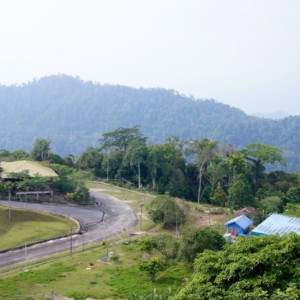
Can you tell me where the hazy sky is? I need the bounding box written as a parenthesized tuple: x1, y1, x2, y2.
(1, 0, 299, 115)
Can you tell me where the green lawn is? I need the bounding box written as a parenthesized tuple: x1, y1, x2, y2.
(0, 241, 192, 300)
(0, 206, 77, 250)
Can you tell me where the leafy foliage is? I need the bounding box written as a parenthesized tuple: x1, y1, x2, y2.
(284, 203, 300, 218)
(227, 174, 254, 209)
(179, 227, 225, 262)
(138, 236, 158, 253)
(76, 147, 103, 177)
(31, 138, 51, 161)
(99, 126, 147, 151)
(150, 195, 185, 228)
(186, 139, 218, 203)
(139, 257, 167, 282)
(173, 234, 300, 300)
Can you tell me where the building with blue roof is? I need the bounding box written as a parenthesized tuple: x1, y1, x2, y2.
(251, 214, 300, 236)
(224, 215, 253, 237)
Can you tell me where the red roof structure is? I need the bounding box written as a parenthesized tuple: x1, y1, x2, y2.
(235, 206, 256, 216)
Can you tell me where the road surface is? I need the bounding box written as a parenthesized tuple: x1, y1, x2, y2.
(0, 188, 137, 268)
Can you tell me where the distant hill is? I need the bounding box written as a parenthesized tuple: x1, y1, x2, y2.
(0, 75, 299, 171)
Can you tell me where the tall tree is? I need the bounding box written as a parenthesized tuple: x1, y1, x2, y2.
(99, 126, 147, 152)
(123, 140, 147, 189)
(147, 144, 170, 192)
(76, 147, 103, 176)
(101, 150, 124, 180)
(186, 139, 218, 203)
(242, 143, 285, 166)
(31, 139, 51, 161)
(226, 152, 247, 182)
(162, 136, 186, 169)
(242, 143, 285, 191)
(227, 174, 254, 209)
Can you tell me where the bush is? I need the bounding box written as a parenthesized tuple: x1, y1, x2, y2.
(74, 182, 91, 204)
(150, 195, 185, 228)
(139, 257, 167, 282)
(138, 236, 158, 252)
(152, 234, 179, 260)
(179, 227, 225, 262)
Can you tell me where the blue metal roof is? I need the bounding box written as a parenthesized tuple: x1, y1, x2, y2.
(251, 214, 300, 236)
(224, 215, 253, 230)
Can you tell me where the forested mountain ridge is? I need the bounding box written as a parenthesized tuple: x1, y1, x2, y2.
(0, 75, 299, 170)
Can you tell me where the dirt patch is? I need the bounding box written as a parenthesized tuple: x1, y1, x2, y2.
(123, 200, 136, 203)
(196, 212, 229, 228)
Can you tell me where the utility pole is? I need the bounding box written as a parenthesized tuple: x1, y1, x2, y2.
(38, 224, 41, 241)
(6, 181, 14, 222)
(140, 203, 144, 231)
(70, 227, 73, 257)
(24, 242, 29, 272)
(176, 212, 179, 237)
(8, 190, 11, 222)
(106, 156, 110, 181)
(82, 234, 85, 253)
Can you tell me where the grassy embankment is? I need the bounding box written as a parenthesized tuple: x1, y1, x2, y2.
(0, 206, 77, 251)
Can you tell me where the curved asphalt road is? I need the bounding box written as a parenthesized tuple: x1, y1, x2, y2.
(0, 189, 137, 268)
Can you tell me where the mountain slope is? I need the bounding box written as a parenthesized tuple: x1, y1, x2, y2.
(0, 75, 299, 170)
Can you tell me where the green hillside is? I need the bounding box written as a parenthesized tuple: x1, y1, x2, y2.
(0, 75, 299, 170)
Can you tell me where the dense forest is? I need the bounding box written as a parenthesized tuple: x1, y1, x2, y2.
(0, 74, 300, 171)
(2, 128, 300, 216)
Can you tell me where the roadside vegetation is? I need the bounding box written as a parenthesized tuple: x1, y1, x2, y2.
(0, 239, 192, 300)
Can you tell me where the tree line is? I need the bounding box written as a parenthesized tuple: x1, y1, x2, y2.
(76, 126, 300, 215)
(1, 125, 299, 215)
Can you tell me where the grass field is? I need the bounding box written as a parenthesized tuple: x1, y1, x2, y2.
(0, 240, 192, 300)
(0, 206, 77, 250)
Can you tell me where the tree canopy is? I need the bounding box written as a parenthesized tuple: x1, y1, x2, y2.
(173, 233, 300, 300)
(99, 126, 147, 151)
(31, 139, 51, 161)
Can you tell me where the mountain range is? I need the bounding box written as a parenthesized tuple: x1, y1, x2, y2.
(0, 75, 299, 171)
